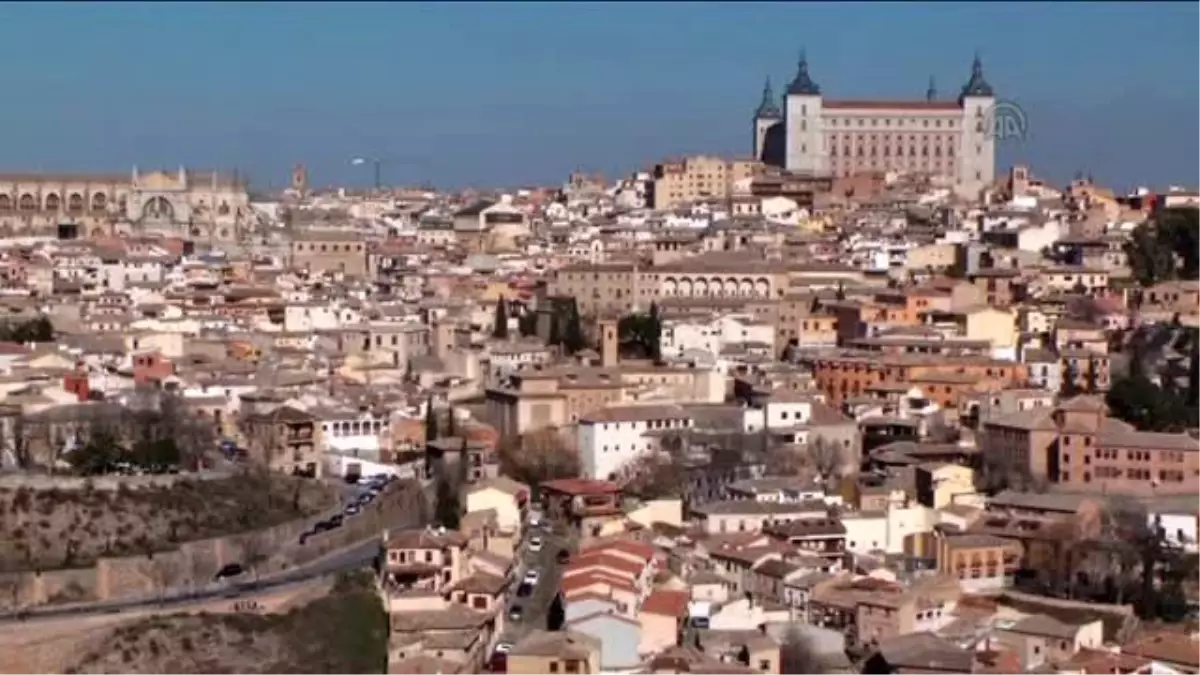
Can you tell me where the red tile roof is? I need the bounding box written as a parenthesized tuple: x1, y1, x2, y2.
(641, 589, 690, 618)
(541, 477, 621, 495)
(582, 539, 656, 563)
(562, 570, 636, 595)
(566, 552, 643, 578)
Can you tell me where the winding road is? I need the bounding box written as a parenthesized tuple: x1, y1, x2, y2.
(0, 538, 383, 625)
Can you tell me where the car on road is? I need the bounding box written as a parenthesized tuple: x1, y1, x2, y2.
(508, 605, 523, 622)
(528, 536, 543, 553)
(344, 503, 361, 516)
(556, 548, 570, 564)
(528, 512, 542, 528)
(522, 570, 541, 586)
(214, 562, 246, 581)
(487, 643, 513, 673)
(516, 582, 533, 598)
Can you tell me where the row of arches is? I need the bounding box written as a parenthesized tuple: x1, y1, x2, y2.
(0, 192, 110, 212)
(661, 275, 772, 298)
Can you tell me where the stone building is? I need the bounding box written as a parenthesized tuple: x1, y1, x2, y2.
(0, 166, 251, 241)
(752, 52, 998, 194)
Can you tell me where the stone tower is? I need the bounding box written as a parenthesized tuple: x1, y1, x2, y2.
(784, 50, 825, 175)
(957, 53, 997, 193)
(752, 77, 782, 164)
(291, 163, 308, 195)
(598, 319, 619, 369)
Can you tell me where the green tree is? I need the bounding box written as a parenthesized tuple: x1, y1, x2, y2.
(424, 397, 438, 444)
(434, 476, 460, 530)
(561, 298, 586, 354)
(71, 430, 123, 476)
(492, 297, 509, 340)
(1125, 207, 1200, 286)
(0, 317, 54, 343)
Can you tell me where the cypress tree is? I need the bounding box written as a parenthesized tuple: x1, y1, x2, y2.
(562, 299, 585, 354)
(424, 397, 438, 444)
(492, 297, 509, 340)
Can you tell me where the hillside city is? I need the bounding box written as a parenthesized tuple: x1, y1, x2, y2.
(0, 62, 1198, 675)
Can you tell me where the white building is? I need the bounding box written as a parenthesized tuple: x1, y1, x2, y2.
(753, 53, 997, 195)
(660, 314, 776, 361)
(577, 405, 694, 480)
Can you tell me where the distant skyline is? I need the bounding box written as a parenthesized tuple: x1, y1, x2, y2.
(1, 2, 1196, 192)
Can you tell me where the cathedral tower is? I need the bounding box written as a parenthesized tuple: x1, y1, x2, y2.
(784, 50, 825, 175)
(957, 53, 997, 192)
(752, 77, 782, 164)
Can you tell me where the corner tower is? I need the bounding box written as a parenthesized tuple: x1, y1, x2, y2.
(784, 50, 825, 175)
(752, 77, 783, 164)
(957, 53, 997, 193)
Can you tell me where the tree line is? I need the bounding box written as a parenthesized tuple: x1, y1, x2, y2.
(0, 317, 54, 344)
(1125, 207, 1199, 288)
(4, 391, 217, 475)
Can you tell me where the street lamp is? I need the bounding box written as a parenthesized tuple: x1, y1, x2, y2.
(350, 157, 382, 191)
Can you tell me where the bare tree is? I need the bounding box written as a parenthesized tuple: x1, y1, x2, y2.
(497, 429, 581, 487)
(620, 430, 692, 498)
(779, 626, 829, 674)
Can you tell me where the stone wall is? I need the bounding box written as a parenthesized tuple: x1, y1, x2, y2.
(0, 471, 232, 492)
(0, 479, 428, 611)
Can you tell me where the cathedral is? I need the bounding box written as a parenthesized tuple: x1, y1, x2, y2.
(0, 166, 253, 242)
(753, 53, 998, 194)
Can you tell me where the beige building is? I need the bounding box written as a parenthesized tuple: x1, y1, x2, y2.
(648, 155, 762, 211)
(0, 167, 250, 240)
(290, 230, 372, 277)
(506, 631, 601, 675)
(753, 53, 998, 194)
(546, 255, 863, 317)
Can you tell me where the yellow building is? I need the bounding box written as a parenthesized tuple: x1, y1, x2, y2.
(649, 155, 762, 210)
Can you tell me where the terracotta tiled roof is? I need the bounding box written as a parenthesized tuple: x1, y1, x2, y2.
(640, 589, 690, 618)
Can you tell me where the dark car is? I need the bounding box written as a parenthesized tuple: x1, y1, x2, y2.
(556, 549, 570, 564)
(508, 605, 523, 622)
(516, 582, 533, 598)
(214, 562, 245, 581)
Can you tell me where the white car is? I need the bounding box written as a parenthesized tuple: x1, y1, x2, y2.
(523, 570, 541, 586)
(494, 642, 513, 654)
(528, 536, 544, 553)
(528, 513, 542, 528)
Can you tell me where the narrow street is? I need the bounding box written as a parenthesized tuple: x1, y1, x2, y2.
(497, 520, 576, 646)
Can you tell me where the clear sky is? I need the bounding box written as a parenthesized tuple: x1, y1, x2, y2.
(2, 2, 1196, 192)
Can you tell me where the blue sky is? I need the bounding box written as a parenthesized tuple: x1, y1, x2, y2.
(2, 2, 1196, 191)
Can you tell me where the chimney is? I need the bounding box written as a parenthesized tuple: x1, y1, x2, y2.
(598, 319, 618, 368)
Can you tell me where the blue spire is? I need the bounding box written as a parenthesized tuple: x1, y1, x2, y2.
(960, 51, 994, 98)
(755, 77, 782, 119)
(786, 49, 821, 96)
(926, 75, 937, 102)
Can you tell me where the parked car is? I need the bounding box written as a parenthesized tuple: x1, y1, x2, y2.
(214, 562, 246, 581)
(556, 549, 570, 564)
(528, 536, 544, 553)
(344, 504, 361, 516)
(516, 582, 533, 598)
(508, 605, 524, 621)
(523, 570, 541, 586)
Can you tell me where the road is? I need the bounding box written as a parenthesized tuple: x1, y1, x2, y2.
(0, 476, 424, 626)
(0, 538, 382, 626)
(497, 518, 577, 647)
